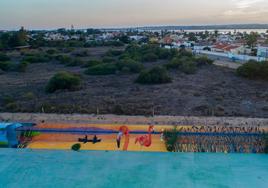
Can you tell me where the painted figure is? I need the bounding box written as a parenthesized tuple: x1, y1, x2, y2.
(135, 125, 154, 147)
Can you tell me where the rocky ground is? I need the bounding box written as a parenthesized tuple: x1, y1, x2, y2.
(0, 47, 267, 118)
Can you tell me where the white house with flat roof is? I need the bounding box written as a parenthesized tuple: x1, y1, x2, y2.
(257, 45, 268, 59)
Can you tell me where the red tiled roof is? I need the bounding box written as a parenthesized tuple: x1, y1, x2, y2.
(213, 43, 241, 51)
(223, 45, 240, 51)
(162, 37, 173, 44)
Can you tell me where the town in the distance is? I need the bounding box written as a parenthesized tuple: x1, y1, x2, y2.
(2, 25, 268, 61)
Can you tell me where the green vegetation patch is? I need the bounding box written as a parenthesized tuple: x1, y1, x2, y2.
(105, 49, 124, 57)
(142, 52, 158, 62)
(84, 63, 117, 75)
(1, 95, 19, 112)
(16, 61, 29, 72)
(136, 66, 172, 84)
(72, 50, 89, 57)
(2, 95, 15, 104)
(195, 56, 214, 66)
(165, 53, 213, 74)
(24, 131, 41, 137)
(46, 71, 82, 93)
(46, 49, 58, 55)
(164, 126, 180, 152)
(180, 61, 198, 74)
(0, 61, 13, 71)
(55, 55, 72, 64)
(0, 61, 28, 72)
(83, 60, 102, 68)
(116, 58, 144, 73)
(237, 60, 268, 80)
(0, 52, 10, 61)
(22, 53, 50, 63)
(177, 49, 194, 58)
(66, 58, 85, 67)
(0, 142, 8, 148)
(165, 57, 197, 74)
(5, 102, 18, 112)
(165, 57, 182, 70)
(23, 92, 36, 100)
(121, 44, 177, 62)
(102, 56, 116, 63)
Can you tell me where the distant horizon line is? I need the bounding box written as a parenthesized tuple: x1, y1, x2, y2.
(1, 23, 268, 31)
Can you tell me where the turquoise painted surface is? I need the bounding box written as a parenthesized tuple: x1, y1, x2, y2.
(0, 149, 267, 188)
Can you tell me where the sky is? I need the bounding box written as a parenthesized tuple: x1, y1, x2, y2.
(0, 0, 268, 29)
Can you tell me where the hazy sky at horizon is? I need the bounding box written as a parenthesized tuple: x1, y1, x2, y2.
(1, 0, 268, 29)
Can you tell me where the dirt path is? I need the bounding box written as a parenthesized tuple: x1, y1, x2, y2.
(213, 60, 242, 69)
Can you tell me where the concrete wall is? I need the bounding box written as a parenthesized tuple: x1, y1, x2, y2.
(194, 50, 266, 62)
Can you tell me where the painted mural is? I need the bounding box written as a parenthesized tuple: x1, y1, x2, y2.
(16, 123, 168, 152)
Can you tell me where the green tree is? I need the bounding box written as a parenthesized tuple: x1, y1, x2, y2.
(30, 33, 46, 47)
(119, 35, 130, 44)
(0, 33, 11, 49)
(8, 27, 28, 47)
(204, 30, 209, 38)
(245, 32, 258, 49)
(188, 32, 197, 42)
(57, 28, 67, 35)
(136, 66, 172, 84)
(200, 31, 209, 40)
(86, 28, 101, 35)
(214, 30, 219, 37)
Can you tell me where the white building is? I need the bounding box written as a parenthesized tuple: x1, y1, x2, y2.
(257, 45, 268, 59)
(44, 33, 70, 41)
(100, 33, 114, 40)
(217, 35, 234, 43)
(129, 35, 145, 41)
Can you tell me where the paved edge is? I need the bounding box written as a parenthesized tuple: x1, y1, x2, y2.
(0, 113, 267, 127)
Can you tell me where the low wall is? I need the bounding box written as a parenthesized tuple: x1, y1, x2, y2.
(0, 113, 267, 128)
(195, 50, 266, 62)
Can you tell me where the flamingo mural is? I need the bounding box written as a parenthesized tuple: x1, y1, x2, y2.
(135, 125, 154, 147)
(116, 126, 130, 151)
